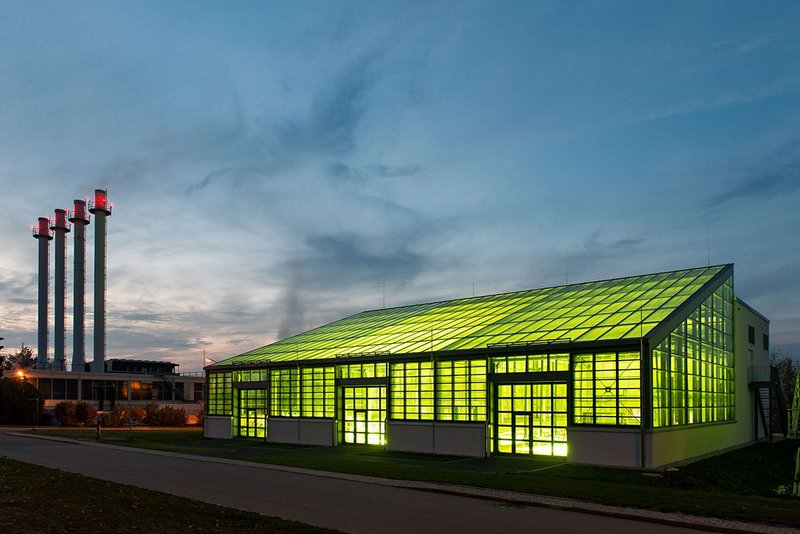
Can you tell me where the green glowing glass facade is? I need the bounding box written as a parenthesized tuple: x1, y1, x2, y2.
(390, 361, 434, 420)
(573, 351, 641, 425)
(338, 362, 387, 379)
(436, 360, 487, 421)
(205, 264, 755, 461)
(652, 276, 734, 427)
(301, 367, 335, 418)
(270, 368, 299, 417)
(207, 371, 232, 415)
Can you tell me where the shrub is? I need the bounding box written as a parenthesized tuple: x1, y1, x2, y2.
(101, 406, 130, 427)
(74, 401, 97, 425)
(54, 401, 76, 425)
(154, 406, 187, 427)
(130, 406, 146, 423)
(143, 402, 160, 425)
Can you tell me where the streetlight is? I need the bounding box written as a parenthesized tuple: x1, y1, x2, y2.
(17, 370, 38, 430)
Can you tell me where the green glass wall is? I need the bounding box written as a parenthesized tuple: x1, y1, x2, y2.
(491, 353, 569, 373)
(390, 361, 434, 420)
(573, 351, 641, 425)
(338, 362, 387, 379)
(496, 383, 567, 456)
(233, 369, 268, 382)
(270, 368, 300, 417)
(207, 372, 232, 415)
(301, 367, 335, 418)
(652, 277, 734, 427)
(435, 360, 487, 421)
(342, 386, 386, 445)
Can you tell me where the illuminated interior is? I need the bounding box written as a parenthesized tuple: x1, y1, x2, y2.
(495, 383, 568, 456)
(652, 276, 734, 427)
(342, 386, 386, 445)
(207, 264, 742, 458)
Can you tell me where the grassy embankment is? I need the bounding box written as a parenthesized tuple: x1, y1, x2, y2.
(0, 457, 338, 533)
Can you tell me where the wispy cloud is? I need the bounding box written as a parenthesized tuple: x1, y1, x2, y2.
(326, 161, 422, 184)
(275, 51, 381, 155)
(706, 139, 800, 206)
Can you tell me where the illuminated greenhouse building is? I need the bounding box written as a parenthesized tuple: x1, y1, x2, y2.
(204, 264, 775, 467)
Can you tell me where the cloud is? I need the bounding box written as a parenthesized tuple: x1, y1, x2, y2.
(287, 233, 429, 294)
(0, 270, 36, 305)
(326, 161, 423, 184)
(271, 230, 433, 338)
(275, 51, 380, 155)
(184, 51, 383, 196)
(277, 276, 306, 340)
(706, 139, 800, 206)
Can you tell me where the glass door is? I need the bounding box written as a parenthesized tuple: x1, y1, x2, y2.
(235, 388, 268, 438)
(342, 386, 386, 445)
(495, 382, 567, 456)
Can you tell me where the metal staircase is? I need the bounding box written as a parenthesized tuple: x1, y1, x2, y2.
(790, 371, 799, 440)
(160, 374, 186, 402)
(749, 365, 789, 441)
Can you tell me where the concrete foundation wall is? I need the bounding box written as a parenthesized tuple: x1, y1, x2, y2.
(567, 427, 641, 467)
(387, 420, 486, 457)
(299, 419, 336, 446)
(267, 418, 335, 446)
(647, 421, 746, 467)
(204, 416, 232, 439)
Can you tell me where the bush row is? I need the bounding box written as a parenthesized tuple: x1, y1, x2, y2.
(53, 401, 190, 427)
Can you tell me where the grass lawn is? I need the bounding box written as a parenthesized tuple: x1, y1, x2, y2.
(0, 457, 338, 533)
(25, 428, 800, 527)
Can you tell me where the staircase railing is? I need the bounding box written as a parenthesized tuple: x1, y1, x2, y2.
(159, 374, 186, 402)
(790, 371, 800, 440)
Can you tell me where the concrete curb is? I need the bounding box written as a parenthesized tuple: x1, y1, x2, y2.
(9, 431, 797, 534)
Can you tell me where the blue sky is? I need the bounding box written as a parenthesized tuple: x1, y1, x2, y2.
(1, 1, 799, 371)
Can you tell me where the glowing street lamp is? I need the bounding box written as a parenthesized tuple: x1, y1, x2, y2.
(16, 370, 38, 430)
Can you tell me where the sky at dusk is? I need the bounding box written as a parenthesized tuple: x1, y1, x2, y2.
(1, 1, 799, 372)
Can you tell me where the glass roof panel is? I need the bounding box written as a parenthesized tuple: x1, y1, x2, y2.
(215, 265, 729, 365)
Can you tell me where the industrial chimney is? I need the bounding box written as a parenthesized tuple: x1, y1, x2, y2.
(68, 200, 90, 372)
(89, 189, 111, 373)
(32, 217, 52, 370)
(50, 209, 70, 371)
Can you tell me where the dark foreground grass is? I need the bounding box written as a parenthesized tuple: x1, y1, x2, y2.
(0, 458, 338, 534)
(26, 428, 800, 527)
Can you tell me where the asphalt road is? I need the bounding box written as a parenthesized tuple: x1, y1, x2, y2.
(0, 429, 709, 534)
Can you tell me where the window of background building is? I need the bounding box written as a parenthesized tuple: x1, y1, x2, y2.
(748, 325, 755, 344)
(66, 379, 78, 400)
(763, 333, 769, 351)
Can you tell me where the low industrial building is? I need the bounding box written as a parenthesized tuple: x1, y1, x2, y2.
(204, 264, 777, 467)
(4, 360, 204, 416)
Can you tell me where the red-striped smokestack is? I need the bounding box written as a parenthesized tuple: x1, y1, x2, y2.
(68, 200, 90, 371)
(50, 209, 70, 371)
(88, 189, 111, 373)
(32, 217, 52, 369)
